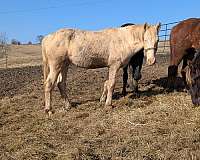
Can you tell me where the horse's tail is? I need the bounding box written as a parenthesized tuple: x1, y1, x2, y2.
(41, 38, 49, 85)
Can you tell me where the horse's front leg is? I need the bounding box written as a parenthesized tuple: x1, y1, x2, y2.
(128, 65, 134, 91)
(131, 65, 142, 93)
(105, 64, 120, 106)
(122, 66, 128, 96)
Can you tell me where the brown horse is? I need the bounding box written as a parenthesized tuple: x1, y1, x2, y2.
(185, 50, 200, 105)
(42, 23, 160, 115)
(168, 18, 200, 90)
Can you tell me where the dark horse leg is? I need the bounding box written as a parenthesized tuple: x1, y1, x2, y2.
(168, 47, 195, 90)
(122, 50, 144, 96)
(122, 65, 128, 96)
(168, 44, 184, 90)
(130, 50, 144, 92)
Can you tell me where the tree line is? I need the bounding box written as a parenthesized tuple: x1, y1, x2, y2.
(11, 35, 44, 45)
(0, 32, 44, 45)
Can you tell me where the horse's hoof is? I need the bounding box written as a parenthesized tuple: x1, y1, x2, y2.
(182, 88, 190, 94)
(122, 91, 127, 97)
(44, 109, 53, 117)
(104, 104, 113, 111)
(132, 92, 140, 98)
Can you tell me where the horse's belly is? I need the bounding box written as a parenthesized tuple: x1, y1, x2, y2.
(69, 41, 109, 68)
(71, 54, 108, 69)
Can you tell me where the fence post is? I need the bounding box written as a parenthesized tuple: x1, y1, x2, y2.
(163, 24, 168, 53)
(5, 49, 8, 69)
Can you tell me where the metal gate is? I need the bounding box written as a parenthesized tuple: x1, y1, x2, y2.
(157, 21, 180, 54)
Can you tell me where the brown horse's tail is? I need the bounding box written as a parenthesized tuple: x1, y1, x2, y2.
(41, 39, 49, 85)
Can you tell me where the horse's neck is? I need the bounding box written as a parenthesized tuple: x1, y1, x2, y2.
(125, 35, 144, 55)
(129, 43, 144, 58)
(128, 28, 144, 52)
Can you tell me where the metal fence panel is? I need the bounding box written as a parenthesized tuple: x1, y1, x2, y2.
(157, 21, 180, 54)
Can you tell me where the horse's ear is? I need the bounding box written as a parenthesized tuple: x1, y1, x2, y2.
(156, 22, 161, 31)
(144, 23, 148, 31)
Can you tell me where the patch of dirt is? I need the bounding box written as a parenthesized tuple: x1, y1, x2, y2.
(1, 54, 200, 160)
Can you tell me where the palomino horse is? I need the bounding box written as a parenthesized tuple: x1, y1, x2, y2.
(42, 23, 161, 114)
(121, 23, 145, 96)
(168, 18, 200, 90)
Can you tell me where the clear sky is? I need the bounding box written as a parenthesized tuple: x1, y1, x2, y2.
(0, 0, 199, 43)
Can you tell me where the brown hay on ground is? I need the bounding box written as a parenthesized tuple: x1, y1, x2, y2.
(1, 54, 200, 160)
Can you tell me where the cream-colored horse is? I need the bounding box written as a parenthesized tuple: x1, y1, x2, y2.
(42, 23, 160, 114)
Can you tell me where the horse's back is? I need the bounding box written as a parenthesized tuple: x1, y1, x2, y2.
(42, 29, 75, 49)
(170, 18, 200, 44)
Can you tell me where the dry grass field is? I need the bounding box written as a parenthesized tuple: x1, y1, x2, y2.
(1, 44, 200, 160)
(0, 44, 42, 68)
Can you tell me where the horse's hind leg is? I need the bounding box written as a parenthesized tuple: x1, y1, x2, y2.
(105, 64, 120, 106)
(57, 63, 71, 110)
(100, 80, 109, 103)
(129, 65, 136, 91)
(44, 64, 61, 115)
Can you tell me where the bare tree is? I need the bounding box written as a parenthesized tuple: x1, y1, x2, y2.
(27, 41, 32, 45)
(36, 35, 44, 44)
(0, 32, 9, 68)
(11, 39, 21, 45)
